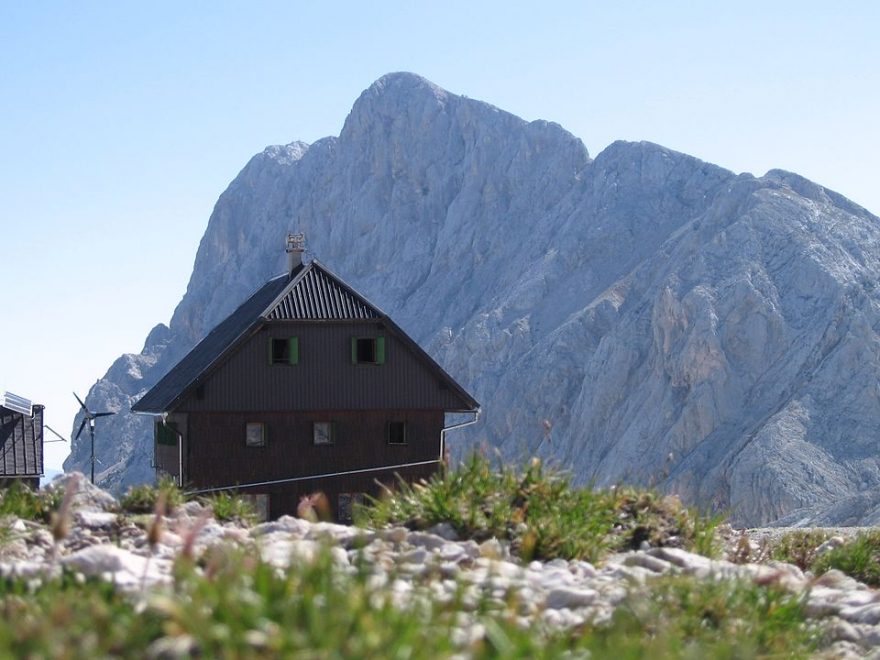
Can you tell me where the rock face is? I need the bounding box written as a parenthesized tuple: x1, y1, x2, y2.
(64, 72, 880, 527)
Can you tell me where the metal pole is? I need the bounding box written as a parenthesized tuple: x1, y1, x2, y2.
(90, 421, 95, 484)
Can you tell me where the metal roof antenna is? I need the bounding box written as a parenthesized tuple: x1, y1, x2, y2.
(286, 232, 306, 277)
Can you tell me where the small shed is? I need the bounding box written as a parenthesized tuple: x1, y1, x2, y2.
(0, 391, 44, 489)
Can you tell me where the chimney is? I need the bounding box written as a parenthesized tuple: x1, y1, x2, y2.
(286, 232, 305, 276)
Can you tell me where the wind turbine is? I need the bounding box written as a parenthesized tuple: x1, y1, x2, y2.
(74, 392, 115, 484)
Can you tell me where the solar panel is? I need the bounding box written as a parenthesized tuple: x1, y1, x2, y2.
(0, 391, 32, 416)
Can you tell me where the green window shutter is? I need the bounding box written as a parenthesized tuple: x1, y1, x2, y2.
(351, 337, 358, 364)
(376, 336, 385, 364)
(289, 337, 299, 365)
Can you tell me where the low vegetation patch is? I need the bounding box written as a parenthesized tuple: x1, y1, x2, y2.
(0, 549, 819, 658)
(118, 478, 256, 524)
(768, 530, 832, 571)
(601, 576, 821, 658)
(812, 531, 880, 586)
(358, 455, 722, 563)
(0, 481, 63, 523)
(119, 476, 184, 514)
(200, 490, 257, 523)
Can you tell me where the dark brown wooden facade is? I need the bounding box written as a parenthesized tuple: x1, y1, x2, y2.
(182, 322, 466, 413)
(134, 260, 478, 521)
(178, 409, 442, 518)
(0, 402, 44, 489)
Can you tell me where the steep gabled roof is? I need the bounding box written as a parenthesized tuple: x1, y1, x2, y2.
(266, 263, 380, 320)
(132, 261, 478, 414)
(132, 272, 292, 414)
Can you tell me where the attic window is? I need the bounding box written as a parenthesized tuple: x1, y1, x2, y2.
(269, 337, 299, 365)
(246, 422, 267, 447)
(351, 337, 385, 365)
(387, 421, 407, 445)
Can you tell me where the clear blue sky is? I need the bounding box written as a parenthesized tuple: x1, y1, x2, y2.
(1, 2, 878, 472)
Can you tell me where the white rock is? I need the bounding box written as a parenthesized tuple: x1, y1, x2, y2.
(400, 547, 430, 564)
(647, 547, 714, 573)
(406, 531, 448, 551)
(250, 515, 310, 538)
(825, 618, 862, 644)
(815, 536, 847, 556)
(544, 586, 599, 610)
(622, 552, 672, 574)
(426, 522, 459, 541)
(478, 538, 504, 560)
(61, 545, 168, 589)
(839, 603, 880, 626)
(75, 511, 118, 528)
(379, 527, 408, 545)
(260, 538, 322, 567)
(840, 590, 880, 608)
(815, 569, 867, 591)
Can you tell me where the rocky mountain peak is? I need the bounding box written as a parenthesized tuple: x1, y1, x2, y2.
(66, 74, 880, 527)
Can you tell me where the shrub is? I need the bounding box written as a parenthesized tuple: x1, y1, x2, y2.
(769, 530, 831, 571)
(600, 575, 820, 658)
(200, 491, 256, 523)
(0, 481, 62, 523)
(812, 531, 880, 586)
(119, 477, 184, 514)
(358, 455, 721, 563)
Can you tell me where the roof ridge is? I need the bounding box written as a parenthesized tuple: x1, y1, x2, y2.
(260, 262, 312, 318)
(308, 260, 388, 317)
(262, 260, 385, 321)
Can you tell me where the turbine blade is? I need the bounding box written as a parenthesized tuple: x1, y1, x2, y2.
(73, 392, 87, 411)
(75, 418, 88, 440)
(93, 412, 115, 418)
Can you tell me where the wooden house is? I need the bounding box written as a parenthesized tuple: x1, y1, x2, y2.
(132, 238, 479, 521)
(0, 391, 44, 489)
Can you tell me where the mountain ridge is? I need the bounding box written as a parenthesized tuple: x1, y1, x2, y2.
(65, 72, 880, 526)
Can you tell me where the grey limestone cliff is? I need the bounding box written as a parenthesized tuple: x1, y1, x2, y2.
(64, 73, 880, 526)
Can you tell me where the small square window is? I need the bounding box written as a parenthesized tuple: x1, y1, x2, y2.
(313, 421, 335, 445)
(337, 492, 364, 523)
(246, 422, 266, 447)
(351, 336, 385, 365)
(269, 337, 299, 365)
(356, 338, 376, 363)
(242, 494, 270, 521)
(387, 421, 407, 445)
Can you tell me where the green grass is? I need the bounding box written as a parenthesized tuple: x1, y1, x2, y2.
(0, 458, 826, 657)
(357, 455, 722, 563)
(0, 548, 820, 658)
(600, 576, 820, 659)
(811, 531, 880, 586)
(0, 480, 63, 523)
(768, 530, 831, 571)
(119, 476, 185, 514)
(118, 478, 256, 524)
(200, 490, 257, 523)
